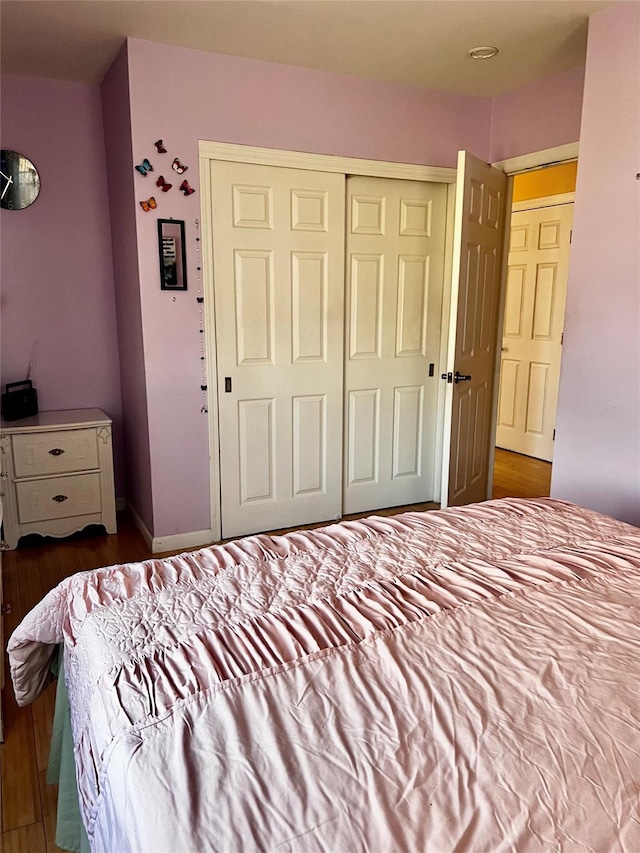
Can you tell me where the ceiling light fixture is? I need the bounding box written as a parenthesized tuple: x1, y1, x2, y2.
(468, 46, 499, 59)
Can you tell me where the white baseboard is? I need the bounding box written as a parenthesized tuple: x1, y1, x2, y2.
(126, 501, 213, 555)
(151, 529, 214, 555)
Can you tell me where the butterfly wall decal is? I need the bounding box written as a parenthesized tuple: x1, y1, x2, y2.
(154, 139, 167, 154)
(180, 180, 195, 196)
(172, 158, 188, 175)
(135, 158, 154, 176)
(156, 176, 172, 192)
(139, 197, 157, 212)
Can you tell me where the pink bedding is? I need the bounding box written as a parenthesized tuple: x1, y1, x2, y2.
(8, 497, 640, 852)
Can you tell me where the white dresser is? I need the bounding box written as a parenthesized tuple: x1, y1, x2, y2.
(0, 408, 117, 550)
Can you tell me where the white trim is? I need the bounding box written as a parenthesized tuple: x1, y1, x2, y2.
(198, 141, 456, 183)
(511, 192, 575, 212)
(492, 142, 579, 175)
(127, 500, 213, 555)
(199, 154, 223, 543)
(151, 529, 214, 555)
(487, 173, 515, 499)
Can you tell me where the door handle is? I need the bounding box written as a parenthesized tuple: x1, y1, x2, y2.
(441, 371, 473, 384)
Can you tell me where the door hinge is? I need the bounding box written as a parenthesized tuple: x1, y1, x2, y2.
(561, 332, 564, 345)
(569, 230, 572, 244)
(553, 429, 556, 441)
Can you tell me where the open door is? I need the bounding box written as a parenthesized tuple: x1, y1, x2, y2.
(441, 151, 507, 507)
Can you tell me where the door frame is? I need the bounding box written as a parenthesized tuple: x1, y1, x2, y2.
(199, 140, 580, 540)
(486, 142, 579, 496)
(199, 141, 457, 541)
(511, 192, 575, 213)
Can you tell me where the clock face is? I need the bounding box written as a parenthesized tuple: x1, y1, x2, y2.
(1, 150, 41, 210)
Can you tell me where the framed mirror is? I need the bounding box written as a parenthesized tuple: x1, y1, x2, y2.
(158, 219, 187, 291)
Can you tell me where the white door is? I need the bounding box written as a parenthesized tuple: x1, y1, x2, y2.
(496, 203, 573, 461)
(442, 151, 507, 507)
(343, 176, 447, 514)
(211, 161, 345, 539)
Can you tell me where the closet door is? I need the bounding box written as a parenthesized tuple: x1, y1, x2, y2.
(343, 176, 447, 514)
(211, 161, 345, 539)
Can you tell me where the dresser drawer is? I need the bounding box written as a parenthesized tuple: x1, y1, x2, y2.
(11, 429, 99, 478)
(15, 473, 102, 524)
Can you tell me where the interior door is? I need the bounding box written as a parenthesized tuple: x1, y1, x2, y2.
(211, 161, 345, 539)
(496, 203, 573, 461)
(343, 176, 447, 514)
(442, 151, 507, 507)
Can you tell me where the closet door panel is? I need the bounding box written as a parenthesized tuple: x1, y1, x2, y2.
(211, 161, 345, 539)
(344, 176, 447, 514)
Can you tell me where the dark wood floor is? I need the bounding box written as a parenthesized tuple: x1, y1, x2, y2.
(1, 448, 550, 851)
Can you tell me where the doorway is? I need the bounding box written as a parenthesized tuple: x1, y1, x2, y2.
(493, 161, 577, 498)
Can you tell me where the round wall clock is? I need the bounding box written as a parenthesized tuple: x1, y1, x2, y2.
(1, 149, 41, 210)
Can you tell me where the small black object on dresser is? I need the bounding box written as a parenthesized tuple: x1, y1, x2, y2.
(1, 380, 38, 421)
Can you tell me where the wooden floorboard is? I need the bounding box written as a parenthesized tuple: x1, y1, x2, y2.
(492, 447, 551, 500)
(1, 448, 550, 846)
(3, 821, 48, 853)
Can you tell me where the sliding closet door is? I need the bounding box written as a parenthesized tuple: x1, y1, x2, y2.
(210, 161, 345, 539)
(343, 176, 447, 515)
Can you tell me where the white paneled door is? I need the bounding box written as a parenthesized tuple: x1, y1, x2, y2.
(496, 203, 573, 461)
(343, 176, 447, 514)
(443, 151, 507, 507)
(211, 161, 345, 539)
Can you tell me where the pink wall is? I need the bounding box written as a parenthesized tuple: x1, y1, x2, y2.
(124, 39, 494, 537)
(0, 38, 596, 540)
(551, 2, 640, 524)
(490, 65, 585, 162)
(0, 75, 125, 494)
(101, 47, 154, 531)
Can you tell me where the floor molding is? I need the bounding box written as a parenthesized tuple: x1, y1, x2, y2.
(126, 501, 213, 554)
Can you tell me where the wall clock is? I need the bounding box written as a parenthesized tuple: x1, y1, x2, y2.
(1, 149, 41, 210)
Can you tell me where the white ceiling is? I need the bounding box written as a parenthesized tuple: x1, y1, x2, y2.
(0, 0, 610, 97)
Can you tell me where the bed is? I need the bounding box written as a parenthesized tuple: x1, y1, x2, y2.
(8, 497, 640, 852)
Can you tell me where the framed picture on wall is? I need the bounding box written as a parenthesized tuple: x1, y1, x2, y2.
(158, 219, 187, 291)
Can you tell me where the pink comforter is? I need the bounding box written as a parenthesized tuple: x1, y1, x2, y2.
(9, 498, 640, 852)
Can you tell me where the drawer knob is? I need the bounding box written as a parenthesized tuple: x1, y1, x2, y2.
(48, 448, 65, 456)
(52, 494, 68, 503)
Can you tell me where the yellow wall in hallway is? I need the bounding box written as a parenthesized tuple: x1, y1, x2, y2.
(512, 162, 577, 202)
